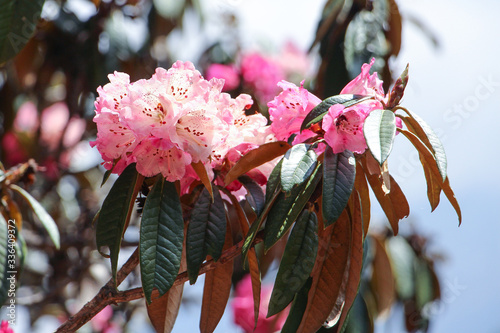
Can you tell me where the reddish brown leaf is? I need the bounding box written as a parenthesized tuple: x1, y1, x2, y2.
(387, 0, 402, 56)
(225, 141, 291, 186)
(422, 160, 441, 211)
(335, 192, 364, 330)
(370, 236, 396, 315)
(355, 162, 371, 237)
(360, 154, 409, 235)
(297, 210, 351, 333)
(192, 161, 213, 199)
(248, 248, 261, 330)
(399, 129, 461, 224)
(200, 223, 234, 333)
(146, 285, 184, 333)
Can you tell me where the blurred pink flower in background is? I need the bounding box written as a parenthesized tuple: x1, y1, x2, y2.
(240, 52, 285, 103)
(0, 321, 13, 333)
(91, 306, 121, 333)
(40, 102, 70, 151)
(13, 101, 39, 133)
(275, 41, 310, 80)
(205, 64, 240, 91)
(232, 275, 289, 333)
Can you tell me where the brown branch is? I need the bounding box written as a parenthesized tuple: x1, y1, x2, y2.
(55, 233, 263, 332)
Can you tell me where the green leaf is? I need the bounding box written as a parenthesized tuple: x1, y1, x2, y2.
(0, 0, 45, 64)
(265, 158, 283, 203)
(415, 258, 434, 310)
(300, 94, 371, 132)
(363, 109, 397, 165)
(0, 215, 9, 306)
(96, 163, 141, 283)
(264, 163, 323, 251)
(322, 148, 356, 227)
(10, 184, 60, 249)
(140, 178, 184, 303)
(238, 175, 265, 216)
(186, 187, 226, 284)
(281, 144, 317, 192)
(281, 277, 313, 333)
(268, 211, 318, 317)
(341, 294, 373, 333)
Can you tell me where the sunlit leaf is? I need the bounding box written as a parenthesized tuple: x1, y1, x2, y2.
(322, 148, 356, 226)
(192, 161, 213, 199)
(238, 175, 265, 216)
(200, 223, 233, 333)
(186, 187, 226, 284)
(399, 129, 461, 224)
(225, 142, 291, 185)
(0, 0, 45, 64)
(95, 164, 142, 283)
(297, 211, 351, 332)
(268, 210, 318, 317)
(399, 109, 447, 180)
(146, 283, 184, 333)
(264, 163, 322, 251)
(10, 184, 60, 249)
(140, 178, 184, 303)
(300, 94, 371, 132)
(281, 144, 317, 192)
(363, 109, 397, 165)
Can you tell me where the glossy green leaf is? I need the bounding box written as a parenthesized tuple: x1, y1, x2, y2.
(10, 184, 60, 249)
(341, 294, 373, 333)
(399, 109, 447, 181)
(265, 158, 283, 203)
(95, 163, 141, 283)
(140, 178, 184, 303)
(281, 144, 317, 192)
(0, 215, 9, 306)
(300, 94, 371, 131)
(322, 148, 356, 227)
(264, 163, 323, 251)
(268, 210, 318, 317)
(363, 109, 397, 165)
(187, 187, 226, 284)
(0, 0, 45, 64)
(238, 175, 265, 216)
(281, 277, 312, 333)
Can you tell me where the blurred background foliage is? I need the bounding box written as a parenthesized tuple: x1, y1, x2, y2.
(0, 0, 442, 331)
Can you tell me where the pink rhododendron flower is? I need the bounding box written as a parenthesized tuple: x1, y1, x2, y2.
(241, 52, 285, 103)
(232, 275, 289, 333)
(0, 321, 13, 333)
(268, 80, 321, 142)
(276, 41, 310, 80)
(40, 102, 70, 151)
(205, 63, 240, 91)
(323, 100, 383, 154)
(91, 61, 269, 184)
(341, 57, 386, 103)
(14, 101, 39, 133)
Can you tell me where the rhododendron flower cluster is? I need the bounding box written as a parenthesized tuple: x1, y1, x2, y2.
(268, 58, 390, 154)
(91, 61, 269, 184)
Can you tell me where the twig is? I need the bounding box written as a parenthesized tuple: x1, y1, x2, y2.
(55, 234, 263, 332)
